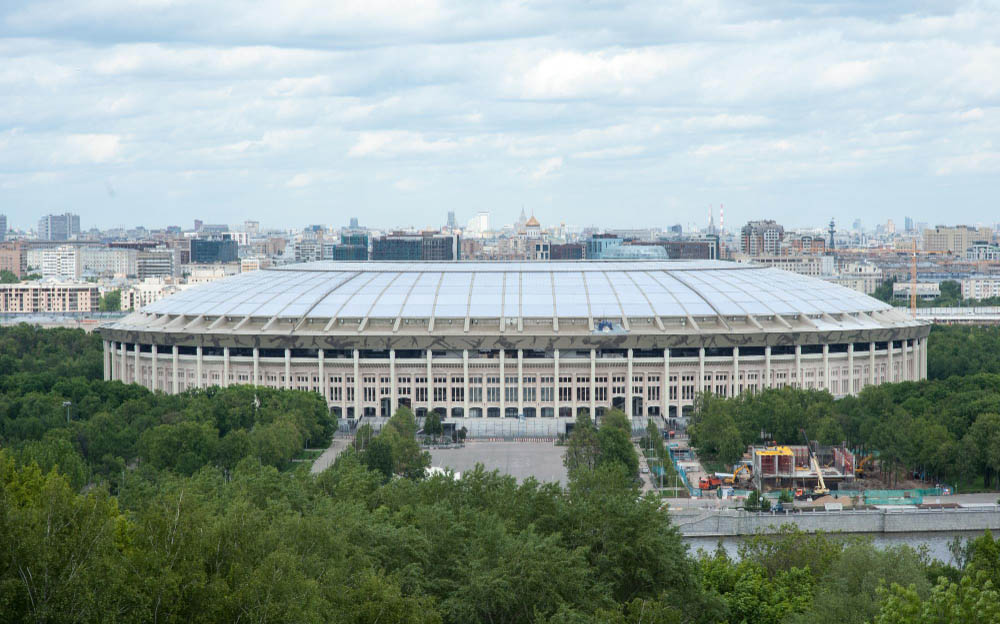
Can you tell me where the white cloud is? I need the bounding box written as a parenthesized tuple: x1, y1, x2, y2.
(63, 134, 122, 163)
(530, 156, 563, 180)
(348, 131, 460, 157)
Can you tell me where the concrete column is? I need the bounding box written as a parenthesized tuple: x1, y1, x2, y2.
(103, 341, 111, 381)
(120, 342, 127, 383)
(697, 347, 705, 395)
(795, 344, 802, 388)
(847, 343, 855, 395)
(590, 349, 597, 416)
(389, 349, 396, 411)
(921, 337, 928, 379)
(517, 349, 524, 415)
(823, 343, 830, 393)
(908, 339, 915, 381)
(284, 348, 291, 390)
(627, 348, 634, 420)
(732, 346, 739, 397)
(223, 346, 230, 388)
(662, 349, 669, 419)
(253, 347, 260, 386)
(888, 340, 895, 383)
(499, 349, 505, 417)
(318, 348, 326, 401)
(151, 344, 158, 392)
(172, 345, 178, 394)
(554, 349, 560, 419)
(764, 345, 772, 389)
(196, 346, 203, 389)
(869, 341, 876, 387)
(462, 349, 469, 417)
(133, 343, 140, 385)
(353, 349, 361, 418)
(427, 349, 434, 413)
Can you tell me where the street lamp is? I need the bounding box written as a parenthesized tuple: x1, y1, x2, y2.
(62, 401, 72, 424)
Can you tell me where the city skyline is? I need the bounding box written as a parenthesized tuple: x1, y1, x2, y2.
(2, 2, 999, 229)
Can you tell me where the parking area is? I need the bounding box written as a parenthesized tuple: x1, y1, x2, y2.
(430, 441, 568, 484)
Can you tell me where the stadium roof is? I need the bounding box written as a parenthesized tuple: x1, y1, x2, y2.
(138, 261, 904, 332)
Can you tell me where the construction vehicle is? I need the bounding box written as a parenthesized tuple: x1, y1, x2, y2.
(698, 475, 722, 490)
(723, 464, 752, 486)
(799, 429, 830, 497)
(855, 455, 874, 478)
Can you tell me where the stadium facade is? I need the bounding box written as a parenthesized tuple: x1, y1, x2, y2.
(98, 261, 930, 434)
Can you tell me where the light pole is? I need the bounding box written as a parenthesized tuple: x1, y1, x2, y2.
(62, 401, 72, 424)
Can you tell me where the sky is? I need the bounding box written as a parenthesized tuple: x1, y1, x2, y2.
(1, 0, 999, 232)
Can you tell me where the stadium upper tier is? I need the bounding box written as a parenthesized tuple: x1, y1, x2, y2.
(113, 261, 920, 339)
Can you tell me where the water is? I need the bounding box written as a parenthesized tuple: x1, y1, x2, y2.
(683, 531, 987, 565)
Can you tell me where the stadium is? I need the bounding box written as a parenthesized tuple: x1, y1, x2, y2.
(98, 260, 930, 435)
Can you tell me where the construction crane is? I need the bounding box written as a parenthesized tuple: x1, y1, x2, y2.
(800, 429, 829, 496)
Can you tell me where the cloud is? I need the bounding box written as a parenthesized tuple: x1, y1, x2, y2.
(0, 0, 998, 228)
(530, 157, 563, 180)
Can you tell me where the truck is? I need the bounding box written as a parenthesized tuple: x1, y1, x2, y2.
(698, 475, 722, 490)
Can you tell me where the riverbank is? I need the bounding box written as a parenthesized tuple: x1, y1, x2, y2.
(672, 505, 1000, 537)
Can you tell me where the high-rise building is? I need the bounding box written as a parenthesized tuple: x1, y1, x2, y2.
(81, 247, 138, 277)
(740, 220, 784, 256)
(190, 237, 238, 263)
(371, 232, 460, 261)
(904, 216, 914, 233)
(0, 242, 26, 278)
(0, 214, 6, 241)
(447, 211, 457, 229)
(923, 225, 993, 254)
(137, 249, 178, 279)
(349, 217, 360, 229)
(37, 213, 80, 241)
(41, 245, 82, 280)
(585, 234, 623, 259)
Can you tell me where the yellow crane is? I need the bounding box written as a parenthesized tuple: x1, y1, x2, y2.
(800, 429, 829, 496)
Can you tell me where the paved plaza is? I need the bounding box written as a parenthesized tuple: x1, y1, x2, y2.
(430, 441, 568, 484)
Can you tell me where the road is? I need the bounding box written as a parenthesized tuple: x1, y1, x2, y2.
(310, 437, 351, 474)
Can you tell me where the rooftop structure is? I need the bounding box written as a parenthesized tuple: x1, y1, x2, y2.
(99, 260, 929, 435)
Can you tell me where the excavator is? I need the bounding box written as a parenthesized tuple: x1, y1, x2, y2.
(724, 464, 752, 486)
(796, 429, 829, 499)
(855, 455, 874, 478)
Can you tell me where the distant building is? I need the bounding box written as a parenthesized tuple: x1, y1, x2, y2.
(241, 256, 271, 273)
(585, 234, 623, 259)
(122, 278, 182, 311)
(550, 243, 584, 260)
(137, 249, 178, 279)
(190, 238, 238, 263)
(740, 220, 784, 256)
(0, 214, 6, 241)
(627, 240, 716, 260)
(966, 241, 1000, 262)
(447, 211, 457, 228)
(371, 232, 459, 261)
(37, 213, 80, 241)
(81, 247, 137, 277)
(829, 262, 883, 295)
(41, 245, 81, 281)
(904, 216, 914, 233)
(786, 233, 826, 255)
(0, 282, 99, 313)
(893, 282, 940, 300)
(185, 264, 240, 284)
(739, 255, 834, 277)
(0, 241, 27, 278)
(603, 245, 667, 259)
(349, 217, 359, 229)
(923, 225, 992, 254)
(962, 277, 1000, 300)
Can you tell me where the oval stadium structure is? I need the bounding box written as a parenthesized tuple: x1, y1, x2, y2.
(99, 260, 929, 434)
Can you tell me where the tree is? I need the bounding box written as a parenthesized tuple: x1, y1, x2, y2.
(423, 411, 443, 441)
(597, 413, 639, 476)
(564, 412, 601, 473)
(0, 269, 18, 284)
(99, 289, 121, 312)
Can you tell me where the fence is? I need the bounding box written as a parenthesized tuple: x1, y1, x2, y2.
(666, 446, 696, 495)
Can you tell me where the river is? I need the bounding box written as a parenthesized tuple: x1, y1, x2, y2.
(683, 531, 987, 564)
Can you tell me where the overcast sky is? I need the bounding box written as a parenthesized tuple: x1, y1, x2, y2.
(2, 1, 999, 232)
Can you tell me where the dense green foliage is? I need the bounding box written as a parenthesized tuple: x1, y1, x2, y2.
(99, 289, 121, 312)
(0, 269, 17, 284)
(927, 324, 1000, 379)
(0, 325, 334, 490)
(4, 325, 1000, 622)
